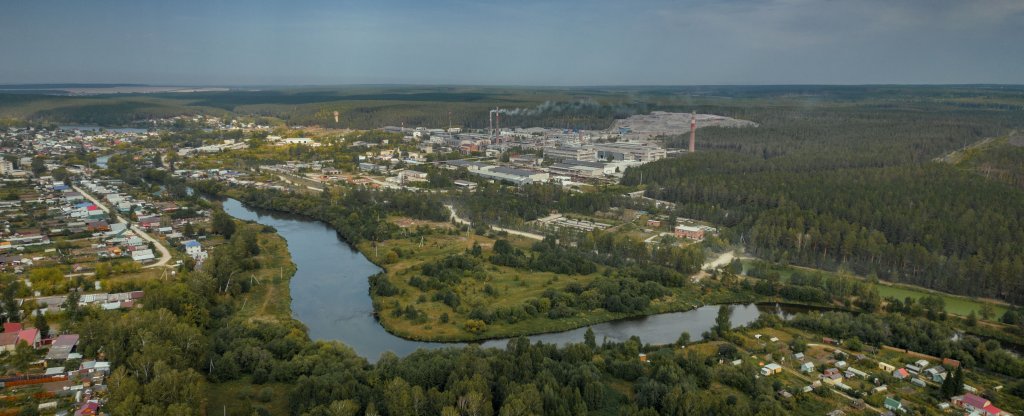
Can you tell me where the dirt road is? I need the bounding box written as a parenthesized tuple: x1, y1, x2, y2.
(73, 185, 172, 268)
(444, 205, 544, 241)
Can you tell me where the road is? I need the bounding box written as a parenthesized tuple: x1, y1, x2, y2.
(702, 250, 753, 271)
(444, 205, 544, 241)
(72, 185, 172, 268)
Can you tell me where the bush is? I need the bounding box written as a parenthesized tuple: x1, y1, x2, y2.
(257, 387, 275, 403)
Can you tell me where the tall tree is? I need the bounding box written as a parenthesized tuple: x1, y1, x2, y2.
(34, 312, 49, 339)
(584, 327, 596, 349)
(211, 209, 236, 238)
(713, 305, 733, 338)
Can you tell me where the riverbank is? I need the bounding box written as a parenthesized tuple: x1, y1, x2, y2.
(204, 220, 300, 415)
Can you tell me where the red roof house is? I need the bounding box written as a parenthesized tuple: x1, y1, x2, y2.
(17, 328, 40, 348)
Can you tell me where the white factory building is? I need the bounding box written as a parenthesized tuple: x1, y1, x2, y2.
(543, 145, 598, 162)
(446, 160, 549, 186)
(594, 142, 667, 162)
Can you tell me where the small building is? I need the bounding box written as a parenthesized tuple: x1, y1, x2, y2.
(45, 334, 79, 362)
(845, 367, 868, 379)
(14, 327, 41, 349)
(924, 367, 947, 382)
(892, 368, 910, 380)
(911, 378, 927, 388)
(914, 359, 929, 369)
(878, 362, 896, 372)
(942, 357, 961, 369)
(800, 362, 815, 373)
(883, 397, 904, 413)
(871, 385, 888, 394)
(821, 368, 843, 385)
(760, 363, 783, 376)
(952, 393, 992, 413)
(131, 249, 155, 262)
(794, 352, 805, 360)
(453, 180, 477, 191)
(638, 353, 649, 363)
(835, 360, 848, 369)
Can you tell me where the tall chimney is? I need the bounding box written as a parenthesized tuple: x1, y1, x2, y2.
(689, 111, 696, 153)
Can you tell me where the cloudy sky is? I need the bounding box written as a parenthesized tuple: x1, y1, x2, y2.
(1, 0, 1022, 85)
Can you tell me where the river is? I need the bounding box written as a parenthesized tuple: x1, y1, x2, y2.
(222, 198, 779, 362)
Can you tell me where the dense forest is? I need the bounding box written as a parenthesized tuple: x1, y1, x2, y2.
(625, 98, 1024, 304)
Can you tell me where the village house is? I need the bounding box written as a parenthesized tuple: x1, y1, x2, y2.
(821, 368, 843, 385)
(892, 368, 910, 380)
(760, 363, 782, 376)
(952, 393, 1004, 416)
(883, 397, 905, 413)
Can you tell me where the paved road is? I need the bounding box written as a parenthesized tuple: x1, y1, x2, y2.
(444, 205, 544, 241)
(72, 185, 172, 268)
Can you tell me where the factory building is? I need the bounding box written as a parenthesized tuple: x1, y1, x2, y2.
(543, 145, 598, 162)
(674, 225, 705, 240)
(549, 160, 607, 178)
(445, 160, 548, 186)
(594, 142, 666, 162)
(477, 166, 549, 186)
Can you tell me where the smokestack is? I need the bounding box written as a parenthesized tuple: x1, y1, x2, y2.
(689, 111, 696, 153)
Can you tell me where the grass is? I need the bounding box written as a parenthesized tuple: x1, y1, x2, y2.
(230, 226, 298, 321)
(740, 259, 1011, 318)
(205, 378, 292, 416)
(874, 284, 1009, 317)
(362, 228, 707, 342)
(204, 223, 298, 416)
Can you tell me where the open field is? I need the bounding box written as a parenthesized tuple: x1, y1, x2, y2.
(874, 284, 1009, 317)
(361, 229, 708, 342)
(741, 260, 1011, 318)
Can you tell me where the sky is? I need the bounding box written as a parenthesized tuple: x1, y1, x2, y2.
(1, 0, 1023, 86)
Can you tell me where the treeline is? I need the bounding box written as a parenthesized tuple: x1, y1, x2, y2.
(747, 262, 881, 310)
(623, 97, 1024, 303)
(235, 187, 448, 244)
(626, 152, 1024, 303)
